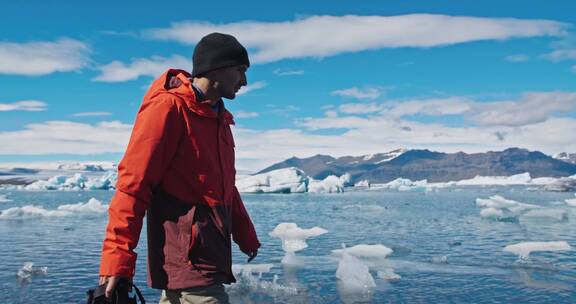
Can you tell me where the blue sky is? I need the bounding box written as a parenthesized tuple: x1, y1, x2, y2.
(1, 1, 575, 171)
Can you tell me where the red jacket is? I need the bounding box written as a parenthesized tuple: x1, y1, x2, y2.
(99, 69, 260, 289)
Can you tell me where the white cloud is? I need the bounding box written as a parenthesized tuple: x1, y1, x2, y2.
(332, 87, 383, 100)
(273, 69, 305, 76)
(339, 102, 384, 114)
(470, 92, 576, 126)
(93, 55, 190, 82)
(234, 111, 259, 118)
(144, 15, 566, 63)
(0, 121, 131, 154)
(543, 49, 576, 61)
(0, 39, 90, 76)
(386, 97, 472, 117)
(504, 54, 529, 62)
(329, 93, 576, 127)
(237, 81, 267, 96)
(71, 112, 112, 117)
(0, 100, 47, 112)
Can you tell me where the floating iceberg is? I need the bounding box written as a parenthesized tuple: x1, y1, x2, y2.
(331, 244, 393, 260)
(380, 178, 430, 192)
(0, 198, 107, 219)
(269, 223, 327, 265)
(453, 173, 532, 186)
(354, 180, 370, 188)
(22, 171, 117, 191)
(503, 241, 572, 260)
(236, 167, 351, 193)
(336, 246, 376, 290)
(542, 177, 576, 192)
(475, 195, 541, 221)
(236, 168, 308, 193)
(0, 194, 11, 202)
(57, 163, 106, 171)
(17, 262, 48, 283)
(371, 173, 569, 192)
(308, 173, 350, 193)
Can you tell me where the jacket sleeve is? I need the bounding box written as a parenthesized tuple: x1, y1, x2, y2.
(99, 97, 184, 277)
(231, 186, 261, 252)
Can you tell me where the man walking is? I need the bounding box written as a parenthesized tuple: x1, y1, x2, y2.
(98, 33, 261, 304)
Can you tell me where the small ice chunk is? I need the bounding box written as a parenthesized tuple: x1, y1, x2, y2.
(17, 262, 48, 283)
(565, 196, 576, 207)
(522, 209, 568, 221)
(503, 241, 572, 260)
(332, 244, 393, 259)
(269, 223, 327, 253)
(336, 251, 376, 290)
(377, 268, 401, 280)
(0, 194, 12, 202)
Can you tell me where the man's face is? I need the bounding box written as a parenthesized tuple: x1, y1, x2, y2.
(209, 65, 248, 100)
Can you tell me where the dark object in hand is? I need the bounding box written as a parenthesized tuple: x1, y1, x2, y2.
(86, 278, 145, 304)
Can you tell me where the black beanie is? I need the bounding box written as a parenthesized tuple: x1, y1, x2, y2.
(192, 32, 250, 77)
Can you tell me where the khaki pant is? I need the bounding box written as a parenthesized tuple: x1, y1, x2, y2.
(159, 284, 230, 304)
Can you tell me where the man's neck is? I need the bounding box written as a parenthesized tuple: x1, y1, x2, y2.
(191, 77, 220, 106)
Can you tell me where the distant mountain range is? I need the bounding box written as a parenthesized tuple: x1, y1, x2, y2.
(258, 148, 576, 183)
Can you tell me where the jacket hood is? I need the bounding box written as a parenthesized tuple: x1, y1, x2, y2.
(145, 69, 235, 124)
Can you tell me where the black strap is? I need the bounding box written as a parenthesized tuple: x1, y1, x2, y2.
(132, 283, 146, 304)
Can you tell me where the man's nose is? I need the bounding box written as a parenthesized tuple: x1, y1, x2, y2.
(240, 73, 247, 86)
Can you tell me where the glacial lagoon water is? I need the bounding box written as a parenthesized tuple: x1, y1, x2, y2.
(0, 187, 575, 303)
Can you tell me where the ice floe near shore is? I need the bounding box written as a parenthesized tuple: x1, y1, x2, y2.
(503, 241, 572, 260)
(0, 198, 107, 219)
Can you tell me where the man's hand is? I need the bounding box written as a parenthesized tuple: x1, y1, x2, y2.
(99, 276, 131, 299)
(242, 248, 258, 263)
